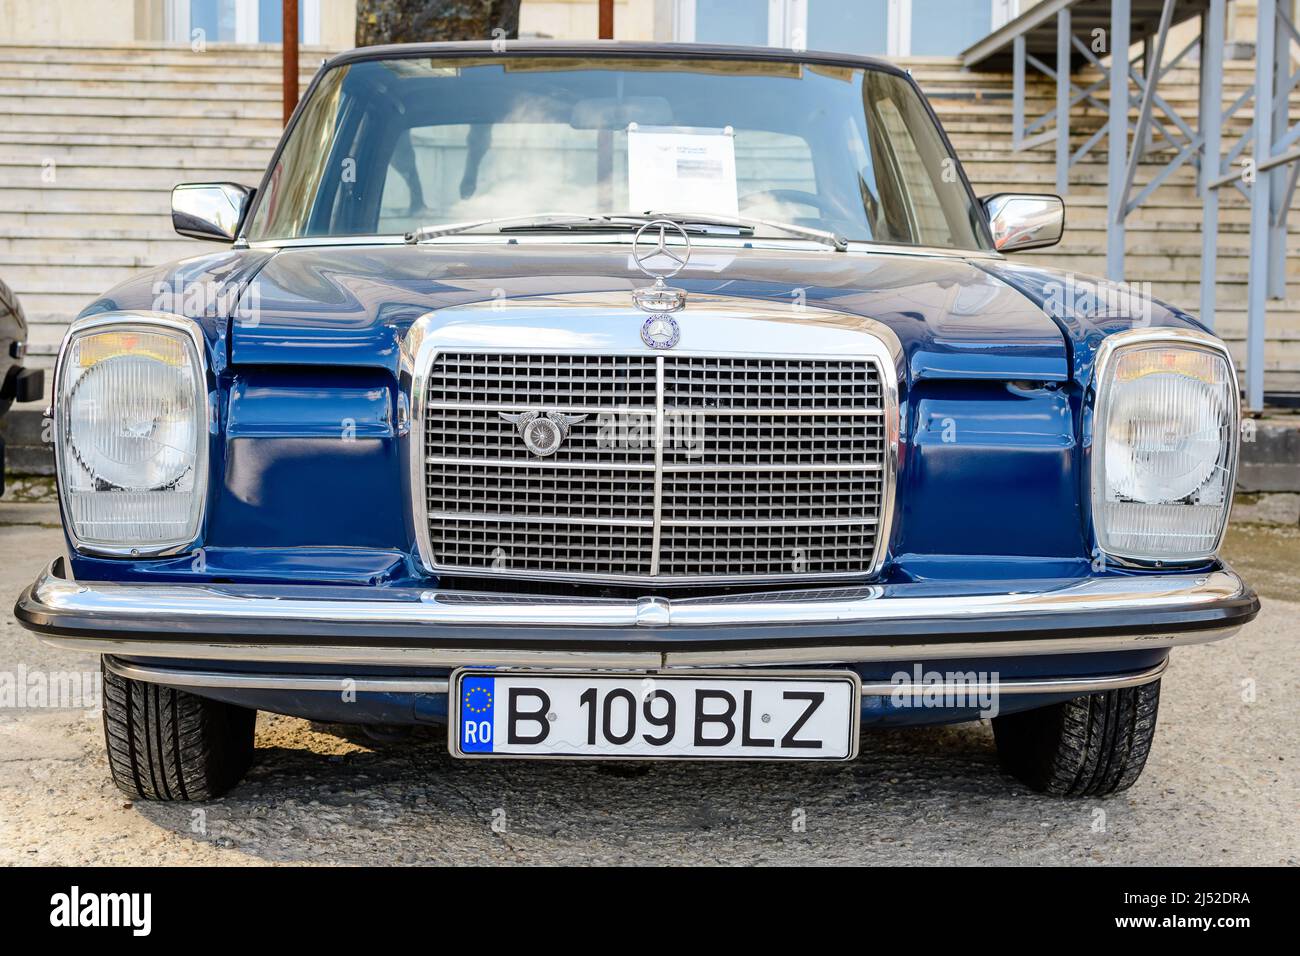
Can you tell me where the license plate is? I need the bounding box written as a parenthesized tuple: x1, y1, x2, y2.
(449, 670, 860, 761)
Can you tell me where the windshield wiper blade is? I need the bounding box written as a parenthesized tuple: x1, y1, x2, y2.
(635, 210, 849, 251)
(405, 210, 849, 251)
(497, 218, 739, 236)
(405, 213, 617, 242)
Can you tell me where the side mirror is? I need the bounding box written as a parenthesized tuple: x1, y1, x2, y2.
(171, 183, 255, 242)
(982, 193, 1064, 253)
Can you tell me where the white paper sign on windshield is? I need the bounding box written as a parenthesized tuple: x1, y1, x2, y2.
(626, 125, 739, 218)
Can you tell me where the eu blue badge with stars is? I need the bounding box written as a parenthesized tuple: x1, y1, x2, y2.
(459, 676, 496, 753)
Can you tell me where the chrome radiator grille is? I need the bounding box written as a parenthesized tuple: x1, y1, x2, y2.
(421, 351, 890, 583)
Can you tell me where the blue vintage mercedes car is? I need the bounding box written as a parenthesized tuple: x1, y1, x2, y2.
(16, 42, 1257, 800)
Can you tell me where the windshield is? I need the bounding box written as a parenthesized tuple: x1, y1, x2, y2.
(245, 54, 990, 251)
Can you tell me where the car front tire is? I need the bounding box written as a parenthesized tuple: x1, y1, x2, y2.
(992, 679, 1161, 797)
(102, 660, 256, 801)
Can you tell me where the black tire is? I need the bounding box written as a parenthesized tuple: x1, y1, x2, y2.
(102, 660, 256, 801)
(992, 679, 1161, 797)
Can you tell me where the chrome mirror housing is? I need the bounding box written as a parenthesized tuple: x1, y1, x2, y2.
(171, 182, 254, 242)
(982, 193, 1065, 253)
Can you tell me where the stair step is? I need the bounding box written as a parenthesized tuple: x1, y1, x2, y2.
(0, 162, 266, 190)
(0, 145, 273, 167)
(0, 211, 182, 232)
(0, 130, 282, 149)
(0, 188, 174, 214)
(0, 88, 314, 113)
(0, 74, 319, 99)
(0, 41, 337, 67)
(2, 115, 285, 136)
(0, 63, 319, 84)
(0, 97, 289, 122)
(0, 250, 197, 269)
(0, 236, 196, 258)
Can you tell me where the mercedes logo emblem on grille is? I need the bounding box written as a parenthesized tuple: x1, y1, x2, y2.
(640, 314, 680, 350)
(631, 219, 689, 319)
(499, 410, 588, 457)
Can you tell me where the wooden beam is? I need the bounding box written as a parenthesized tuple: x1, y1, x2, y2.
(597, 0, 615, 207)
(283, 0, 299, 126)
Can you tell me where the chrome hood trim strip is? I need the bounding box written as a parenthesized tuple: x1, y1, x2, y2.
(246, 232, 1005, 260)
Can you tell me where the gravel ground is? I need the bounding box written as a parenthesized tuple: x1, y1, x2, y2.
(1, 505, 1295, 866)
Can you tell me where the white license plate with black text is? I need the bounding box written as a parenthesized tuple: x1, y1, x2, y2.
(450, 670, 860, 760)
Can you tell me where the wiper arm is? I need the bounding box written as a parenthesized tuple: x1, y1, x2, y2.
(634, 210, 849, 251)
(405, 213, 617, 242)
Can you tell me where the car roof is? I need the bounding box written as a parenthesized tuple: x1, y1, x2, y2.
(323, 40, 909, 80)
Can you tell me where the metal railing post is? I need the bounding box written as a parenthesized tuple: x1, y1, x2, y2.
(1267, 9, 1291, 300)
(1121, 0, 1176, 220)
(1199, 0, 1225, 329)
(1057, 8, 1072, 193)
(1107, 0, 1132, 281)
(1014, 34, 1026, 150)
(1246, 0, 1277, 411)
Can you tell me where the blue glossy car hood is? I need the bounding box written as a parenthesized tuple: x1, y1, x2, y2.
(226, 244, 1071, 382)
(78, 244, 1214, 389)
(977, 258, 1211, 385)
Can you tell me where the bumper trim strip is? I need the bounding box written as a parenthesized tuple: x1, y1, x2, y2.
(37, 628, 1240, 668)
(102, 656, 1168, 697)
(105, 656, 454, 695)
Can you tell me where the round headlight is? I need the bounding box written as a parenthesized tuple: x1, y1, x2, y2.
(1104, 365, 1227, 503)
(67, 353, 197, 491)
(56, 320, 208, 553)
(1093, 339, 1238, 562)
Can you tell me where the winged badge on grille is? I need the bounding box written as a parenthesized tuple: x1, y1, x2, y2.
(498, 410, 589, 458)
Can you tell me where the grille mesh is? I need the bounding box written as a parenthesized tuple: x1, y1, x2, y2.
(428, 352, 657, 408)
(423, 352, 888, 581)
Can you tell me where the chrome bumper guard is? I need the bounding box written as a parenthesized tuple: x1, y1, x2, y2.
(15, 559, 1256, 670)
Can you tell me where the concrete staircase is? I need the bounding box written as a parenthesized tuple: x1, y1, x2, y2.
(0, 41, 326, 472)
(0, 42, 326, 377)
(0, 43, 1296, 476)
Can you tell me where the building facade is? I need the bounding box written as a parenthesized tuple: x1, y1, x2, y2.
(0, 1, 1268, 54)
(0, 0, 355, 46)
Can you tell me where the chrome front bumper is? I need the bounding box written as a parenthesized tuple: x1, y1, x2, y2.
(15, 559, 1257, 670)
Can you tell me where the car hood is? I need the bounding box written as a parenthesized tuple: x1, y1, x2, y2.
(228, 244, 1070, 382)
